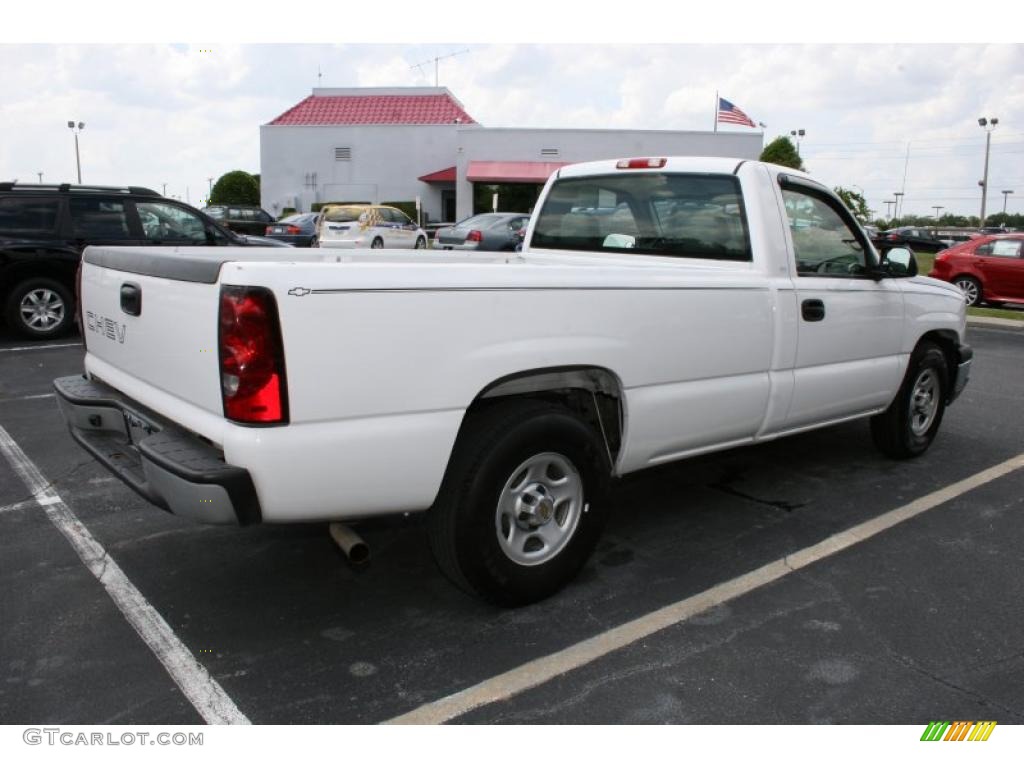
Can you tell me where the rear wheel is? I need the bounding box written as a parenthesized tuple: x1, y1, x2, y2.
(415, 236, 426, 249)
(371, 237, 384, 249)
(871, 342, 948, 459)
(428, 400, 610, 606)
(5, 278, 74, 340)
(952, 275, 981, 306)
(309, 236, 318, 248)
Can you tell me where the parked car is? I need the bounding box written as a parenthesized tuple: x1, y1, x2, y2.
(432, 212, 531, 252)
(876, 226, 946, 253)
(422, 221, 454, 241)
(316, 205, 427, 249)
(0, 182, 289, 340)
(929, 234, 1024, 306)
(264, 212, 319, 247)
(202, 205, 277, 236)
(55, 156, 970, 606)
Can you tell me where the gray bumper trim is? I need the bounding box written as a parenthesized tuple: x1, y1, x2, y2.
(53, 375, 261, 525)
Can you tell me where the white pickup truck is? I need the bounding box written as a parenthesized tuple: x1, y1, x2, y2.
(55, 157, 972, 605)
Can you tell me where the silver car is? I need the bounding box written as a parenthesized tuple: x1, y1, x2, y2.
(432, 213, 529, 252)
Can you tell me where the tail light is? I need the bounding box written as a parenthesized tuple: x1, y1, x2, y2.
(887, 233, 899, 241)
(218, 286, 288, 424)
(466, 229, 483, 242)
(286, 225, 301, 234)
(264, 226, 273, 235)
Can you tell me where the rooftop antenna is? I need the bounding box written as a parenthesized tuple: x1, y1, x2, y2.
(409, 48, 469, 87)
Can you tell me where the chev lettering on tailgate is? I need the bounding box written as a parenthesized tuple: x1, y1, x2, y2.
(85, 311, 127, 344)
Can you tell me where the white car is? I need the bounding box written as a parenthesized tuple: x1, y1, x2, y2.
(315, 204, 427, 249)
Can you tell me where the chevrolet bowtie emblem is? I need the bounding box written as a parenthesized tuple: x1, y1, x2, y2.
(288, 287, 312, 297)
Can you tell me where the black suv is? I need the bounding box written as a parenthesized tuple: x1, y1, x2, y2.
(0, 183, 289, 340)
(202, 205, 276, 235)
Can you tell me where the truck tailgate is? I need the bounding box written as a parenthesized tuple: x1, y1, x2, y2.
(79, 247, 231, 432)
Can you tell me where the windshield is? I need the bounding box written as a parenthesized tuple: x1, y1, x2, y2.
(531, 173, 752, 261)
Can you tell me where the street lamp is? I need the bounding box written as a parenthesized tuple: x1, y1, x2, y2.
(932, 205, 944, 220)
(884, 199, 896, 219)
(790, 128, 805, 154)
(66, 120, 85, 184)
(1002, 190, 1014, 214)
(37, 172, 43, 183)
(161, 182, 167, 197)
(978, 116, 999, 227)
(893, 192, 904, 225)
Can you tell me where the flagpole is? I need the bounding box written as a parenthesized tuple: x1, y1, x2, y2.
(714, 90, 718, 132)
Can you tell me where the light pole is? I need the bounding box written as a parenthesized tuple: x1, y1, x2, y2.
(932, 205, 944, 221)
(161, 182, 167, 197)
(1002, 190, 1014, 214)
(37, 172, 43, 183)
(207, 177, 214, 202)
(66, 120, 85, 183)
(884, 199, 896, 220)
(893, 192, 904, 226)
(789, 128, 805, 154)
(978, 117, 999, 227)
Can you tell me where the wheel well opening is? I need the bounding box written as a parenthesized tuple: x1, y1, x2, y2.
(468, 367, 625, 470)
(919, 331, 959, 399)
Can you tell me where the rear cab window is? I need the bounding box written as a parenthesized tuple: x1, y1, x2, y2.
(530, 173, 752, 261)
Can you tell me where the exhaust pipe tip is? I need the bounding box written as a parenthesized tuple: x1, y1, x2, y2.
(329, 522, 370, 568)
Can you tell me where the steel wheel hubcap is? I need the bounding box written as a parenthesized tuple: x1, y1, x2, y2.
(495, 452, 584, 567)
(910, 369, 939, 436)
(19, 288, 65, 330)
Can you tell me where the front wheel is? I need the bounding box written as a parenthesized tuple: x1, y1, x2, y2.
(428, 400, 610, 606)
(415, 236, 426, 249)
(871, 342, 948, 459)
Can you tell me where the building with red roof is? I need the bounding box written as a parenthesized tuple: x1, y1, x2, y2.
(260, 87, 763, 224)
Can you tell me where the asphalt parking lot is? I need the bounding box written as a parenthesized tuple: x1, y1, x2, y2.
(1, 325, 1022, 725)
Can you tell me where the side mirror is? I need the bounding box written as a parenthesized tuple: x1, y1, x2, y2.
(881, 246, 917, 277)
(603, 233, 635, 249)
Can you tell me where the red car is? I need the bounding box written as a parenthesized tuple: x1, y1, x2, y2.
(929, 234, 1024, 307)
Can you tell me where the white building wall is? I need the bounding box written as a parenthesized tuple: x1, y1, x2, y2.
(260, 124, 461, 220)
(453, 127, 765, 220)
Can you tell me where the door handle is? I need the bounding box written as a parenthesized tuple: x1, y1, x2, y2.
(120, 282, 142, 316)
(801, 298, 825, 322)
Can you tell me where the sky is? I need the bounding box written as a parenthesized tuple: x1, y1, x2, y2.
(2, 8, 1022, 222)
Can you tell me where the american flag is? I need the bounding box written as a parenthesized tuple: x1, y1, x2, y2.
(717, 97, 756, 128)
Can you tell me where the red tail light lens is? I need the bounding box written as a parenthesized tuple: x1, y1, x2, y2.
(219, 286, 288, 424)
(616, 157, 667, 169)
(466, 229, 483, 242)
(264, 226, 273, 235)
(286, 225, 301, 235)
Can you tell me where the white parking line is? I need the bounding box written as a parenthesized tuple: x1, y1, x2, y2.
(0, 425, 250, 725)
(0, 393, 56, 403)
(387, 452, 1024, 725)
(0, 342, 82, 353)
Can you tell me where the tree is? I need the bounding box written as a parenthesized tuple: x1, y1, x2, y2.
(759, 136, 805, 171)
(209, 171, 259, 205)
(834, 187, 870, 222)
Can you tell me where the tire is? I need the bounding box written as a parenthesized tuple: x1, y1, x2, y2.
(371, 237, 384, 249)
(309, 237, 318, 248)
(952, 275, 981, 307)
(428, 400, 611, 606)
(415, 236, 426, 249)
(5, 277, 75, 340)
(870, 342, 948, 459)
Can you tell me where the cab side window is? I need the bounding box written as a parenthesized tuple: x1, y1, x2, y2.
(136, 201, 209, 243)
(782, 187, 869, 276)
(69, 198, 131, 239)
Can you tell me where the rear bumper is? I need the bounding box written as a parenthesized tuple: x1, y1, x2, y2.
(949, 343, 972, 404)
(432, 240, 479, 251)
(53, 375, 261, 526)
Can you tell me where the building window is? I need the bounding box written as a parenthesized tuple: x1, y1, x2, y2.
(335, 147, 352, 161)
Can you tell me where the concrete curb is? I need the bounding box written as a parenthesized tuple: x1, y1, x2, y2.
(967, 315, 1024, 330)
